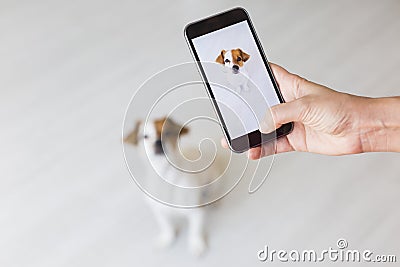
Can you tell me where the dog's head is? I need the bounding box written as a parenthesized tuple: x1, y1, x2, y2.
(216, 48, 250, 74)
(124, 117, 189, 156)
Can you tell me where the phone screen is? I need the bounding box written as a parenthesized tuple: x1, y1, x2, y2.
(191, 20, 281, 140)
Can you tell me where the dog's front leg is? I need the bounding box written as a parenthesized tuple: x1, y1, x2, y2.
(152, 205, 176, 248)
(187, 209, 207, 256)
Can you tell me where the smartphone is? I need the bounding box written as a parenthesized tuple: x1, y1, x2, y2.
(184, 7, 293, 153)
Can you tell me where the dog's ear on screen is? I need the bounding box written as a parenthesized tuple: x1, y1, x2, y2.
(239, 49, 250, 62)
(215, 50, 226, 64)
(124, 120, 142, 146)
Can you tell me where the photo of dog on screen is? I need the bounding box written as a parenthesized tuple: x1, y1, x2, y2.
(215, 48, 251, 93)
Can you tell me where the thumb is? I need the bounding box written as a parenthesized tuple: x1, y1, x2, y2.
(260, 99, 305, 133)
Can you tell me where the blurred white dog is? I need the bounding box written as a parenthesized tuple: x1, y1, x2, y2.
(124, 117, 221, 256)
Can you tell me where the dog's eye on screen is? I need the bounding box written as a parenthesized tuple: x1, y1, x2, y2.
(237, 56, 242, 61)
(224, 59, 230, 63)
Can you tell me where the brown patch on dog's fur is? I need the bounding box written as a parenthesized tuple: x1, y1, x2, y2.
(180, 126, 189, 135)
(124, 120, 142, 145)
(154, 118, 166, 139)
(231, 48, 250, 67)
(154, 117, 189, 139)
(215, 50, 226, 64)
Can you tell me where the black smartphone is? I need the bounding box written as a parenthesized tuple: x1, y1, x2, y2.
(184, 7, 293, 153)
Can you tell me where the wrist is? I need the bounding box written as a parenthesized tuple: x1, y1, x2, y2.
(358, 97, 400, 153)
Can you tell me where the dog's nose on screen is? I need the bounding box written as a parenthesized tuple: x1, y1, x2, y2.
(154, 139, 164, 155)
(232, 65, 239, 74)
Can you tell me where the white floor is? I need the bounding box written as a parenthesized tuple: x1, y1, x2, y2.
(1, 1, 399, 266)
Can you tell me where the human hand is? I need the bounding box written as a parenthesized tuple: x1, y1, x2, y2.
(221, 64, 400, 159)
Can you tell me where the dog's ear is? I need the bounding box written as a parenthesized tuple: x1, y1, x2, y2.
(123, 120, 142, 146)
(164, 117, 189, 137)
(239, 49, 250, 62)
(179, 126, 189, 136)
(215, 50, 226, 64)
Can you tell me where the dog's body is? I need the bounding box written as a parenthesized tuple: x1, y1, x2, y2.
(216, 48, 251, 93)
(124, 117, 218, 256)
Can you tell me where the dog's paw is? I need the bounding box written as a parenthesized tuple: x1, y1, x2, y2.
(189, 236, 207, 257)
(155, 231, 176, 249)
